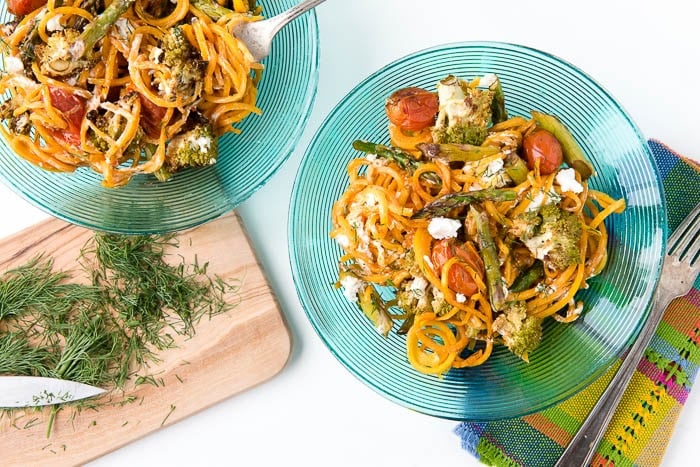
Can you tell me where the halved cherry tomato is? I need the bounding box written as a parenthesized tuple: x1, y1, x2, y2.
(48, 86, 86, 147)
(431, 238, 484, 297)
(385, 87, 438, 132)
(138, 93, 168, 138)
(8, 0, 46, 16)
(522, 128, 563, 175)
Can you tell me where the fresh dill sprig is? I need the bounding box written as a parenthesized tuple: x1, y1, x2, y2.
(0, 256, 97, 322)
(0, 231, 241, 436)
(0, 333, 56, 376)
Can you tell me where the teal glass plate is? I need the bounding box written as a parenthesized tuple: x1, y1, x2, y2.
(289, 42, 667, 421)
(0, 1, 319, 234)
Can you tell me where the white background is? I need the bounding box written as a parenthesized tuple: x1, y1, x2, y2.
(2, 1, 699, 466)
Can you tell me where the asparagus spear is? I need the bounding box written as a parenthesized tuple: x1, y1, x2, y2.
(411, 188, 516, 220)
(191, 0, 233, 20)
(509, 260, 544, 293)
(531, 111, 595, 180)
(472, 206, 507, 312)
(488, 75, 508, 125)
(70, 0, 136, 60)
(352, 140, 442, 186)
(417, 142, 500, 164)
(503, 153, 529, 185)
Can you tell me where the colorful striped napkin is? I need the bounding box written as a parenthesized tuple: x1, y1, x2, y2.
(455, 140, 700, 467)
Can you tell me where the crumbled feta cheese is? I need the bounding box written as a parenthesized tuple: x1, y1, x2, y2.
(436, 79, 468, 127)
(410, 276, 428, 298)
(4, 56, 24, 74)
(526, 190, 549, 212)
(479, 73, 497, 88)
(524, 230, 554, 260)
(190, 135, 212, 152)
(555, 168, 584, 194)
(365, 153, 377, 162)
(428, 217, 462, 240)
(335, 234, 350, 249)
(149, 46, 164, 64)
(114, 18, 132, 39)
(46, 14, 63, 32)
(486, 157, 504, 176)
(455, 293, 467, 303)
(340, 275, 364, 303)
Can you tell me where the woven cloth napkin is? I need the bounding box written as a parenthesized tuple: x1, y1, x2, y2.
(455, 140, 700, 467)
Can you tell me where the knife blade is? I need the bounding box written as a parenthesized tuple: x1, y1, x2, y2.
(0, 376, 106, 408)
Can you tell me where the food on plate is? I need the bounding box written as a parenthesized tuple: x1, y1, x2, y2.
(330, 74, 626, 375)
(0, 0, 264, 187)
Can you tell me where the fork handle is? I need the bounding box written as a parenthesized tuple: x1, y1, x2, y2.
(555, 279, 678, 466)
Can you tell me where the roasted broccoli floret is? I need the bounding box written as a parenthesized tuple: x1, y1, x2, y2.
(433, 125, 488, 146)
(432, 75, 494, 146)
(35, 28, 87, 77)
(154, 26, 206, 102)
(155, 114, 217, 181)
(492, 300, 543, 361)
(34, 0, 135, 77)
(509, 210, 542, 241)
(510, 203, 582, 271)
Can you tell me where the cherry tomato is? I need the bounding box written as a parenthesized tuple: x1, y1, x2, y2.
(522, 128, 563, 175)
(430, 239, 484, 297)
(8, 0, 46, 16)
(385, 87, 438, 132)
(48, 86, 86, 147)
(138, 93, 168, 138)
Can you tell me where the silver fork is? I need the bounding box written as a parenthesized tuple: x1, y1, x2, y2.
(556, 202, 700, 467)
(232, 0, 327, 62)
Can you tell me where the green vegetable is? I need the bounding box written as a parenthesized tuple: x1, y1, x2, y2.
(157, 26, 207, 102)
(472, 206, 507, 312)
(531, 111, 595, 179)
(36, 0, 136, 76)
(417, 142, 499, 164)
(511, 203, 583, 271)
(433, 125, 488, 146)
(79, 0, 135, 56)
(503, 153, 529, 185)
(356, 283, 393, 338)
(509, 261, 544, 293)
(352, 140, 441, 186)
(488, 75, 508, 125)
(155, 113, 217, 181)
(492, 301, 543, 361)
(411, 188, 517, 220)
(191, 0, 234, 20)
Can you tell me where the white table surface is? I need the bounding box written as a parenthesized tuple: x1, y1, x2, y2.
(2, 1, 699, 466)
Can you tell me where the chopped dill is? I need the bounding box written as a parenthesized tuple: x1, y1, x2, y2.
(161, 404, 176, 426)
(0, 231, 241, 436)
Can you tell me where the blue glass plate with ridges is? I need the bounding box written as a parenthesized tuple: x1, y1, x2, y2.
(0, 0, 319, 234)
(288, 41, 666, 420)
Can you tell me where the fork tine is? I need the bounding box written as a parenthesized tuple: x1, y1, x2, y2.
(668, 202, 700, 264)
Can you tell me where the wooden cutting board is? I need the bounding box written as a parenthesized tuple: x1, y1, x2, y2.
(0, 212, 291, 466)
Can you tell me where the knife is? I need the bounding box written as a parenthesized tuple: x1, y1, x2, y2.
(0, 376, 106, 408)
